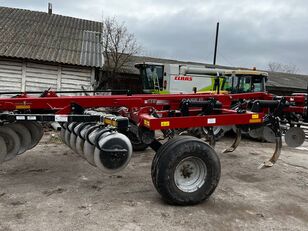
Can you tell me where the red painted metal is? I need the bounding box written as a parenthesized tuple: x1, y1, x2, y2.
(0, 91, 306, 131)
(139, 111, 264, 130)
(0, 92, 233, 111)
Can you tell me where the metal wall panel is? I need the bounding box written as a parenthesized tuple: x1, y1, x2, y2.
(0, 58, 94, 95)
(0, 59, 22, 93)
(61, 66, 93, 91)
(25, 62, 58, 92)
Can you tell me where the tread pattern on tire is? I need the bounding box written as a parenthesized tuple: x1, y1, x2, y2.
(151, 136, 188, 194)
(151, 136, 221, 205)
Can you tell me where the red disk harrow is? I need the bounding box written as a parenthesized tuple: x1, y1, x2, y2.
(0, 90, 307, 205)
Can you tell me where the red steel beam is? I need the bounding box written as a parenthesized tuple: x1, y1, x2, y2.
(139, 111, 264, 130)
(0, 93, 234, 111)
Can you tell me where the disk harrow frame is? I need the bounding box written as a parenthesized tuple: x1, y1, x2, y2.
(0, 90, 307, 205)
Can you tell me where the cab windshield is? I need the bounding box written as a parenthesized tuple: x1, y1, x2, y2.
(139, 65, 164, 91)
(222, 75, 265, 93)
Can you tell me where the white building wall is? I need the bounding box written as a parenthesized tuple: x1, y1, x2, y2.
(0, 59, 23, 92)
(0, 59, 94, 96)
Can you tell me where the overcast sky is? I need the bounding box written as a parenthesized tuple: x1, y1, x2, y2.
(1, 0, 308, 74)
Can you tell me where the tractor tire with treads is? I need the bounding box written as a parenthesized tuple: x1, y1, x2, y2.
(151, 136, 221, 205)
(151, 136, 189, 195)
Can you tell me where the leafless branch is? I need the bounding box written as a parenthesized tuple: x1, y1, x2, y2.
(101, 17, 141, 81)
(267, 62, 299, 74)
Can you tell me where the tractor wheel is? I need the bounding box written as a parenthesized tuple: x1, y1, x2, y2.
(151, 136, 221, 205)
(151, 136, 189, 194)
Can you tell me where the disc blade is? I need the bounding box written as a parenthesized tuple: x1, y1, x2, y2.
(285, 127, 305, 147)
(0, 136, 7, 164)
(32, 122, 44, 141)
(212, 126, 225, 140)
(20, 122, 44, 149)
(69, 133, 78, 153)
(263, 126, 276, 143)
(249, 127, 264, 139)
(9, 123, 32, 155)
(60, 127, 66, 142)
(65, 123, 77, 148)
(0, 126, 21, 161)
(64, 129, 71, 147)
(93, 133, 133, 174)
(59, 123, 67, 143)
(75, 136, 85, 157)
(83, 141, 96, 166)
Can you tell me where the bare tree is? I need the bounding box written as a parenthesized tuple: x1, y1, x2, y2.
(100, 17, 141, 88)
(268, 62, 282, 72)
(268, 62, 299, 74)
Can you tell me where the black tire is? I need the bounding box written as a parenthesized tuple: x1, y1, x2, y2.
(125, 131, 149, 151)
(151, 136, 189, 194)
(151, 136, 221, 205)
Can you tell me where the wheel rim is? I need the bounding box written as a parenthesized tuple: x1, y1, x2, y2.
(174, 157, 207, 193)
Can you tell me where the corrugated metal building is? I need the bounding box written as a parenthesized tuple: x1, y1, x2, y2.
(0, 6, 103, 93)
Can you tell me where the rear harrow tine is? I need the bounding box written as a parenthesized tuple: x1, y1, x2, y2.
(258, 136, 282, 169)
(223, 128, 241, 153)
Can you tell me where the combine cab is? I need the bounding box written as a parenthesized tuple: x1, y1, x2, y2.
(135, 63, 268, 95)
(136, 63, 272, 140)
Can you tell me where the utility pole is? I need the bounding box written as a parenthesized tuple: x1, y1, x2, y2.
(213, 22, 220, 66)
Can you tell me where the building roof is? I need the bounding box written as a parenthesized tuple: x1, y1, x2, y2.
(266, 72, 308, 89)
(0, 6, 103, 67)
(125, 55, 308, 90)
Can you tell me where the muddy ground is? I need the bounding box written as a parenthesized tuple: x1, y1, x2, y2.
(0, 132, 307, 231)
